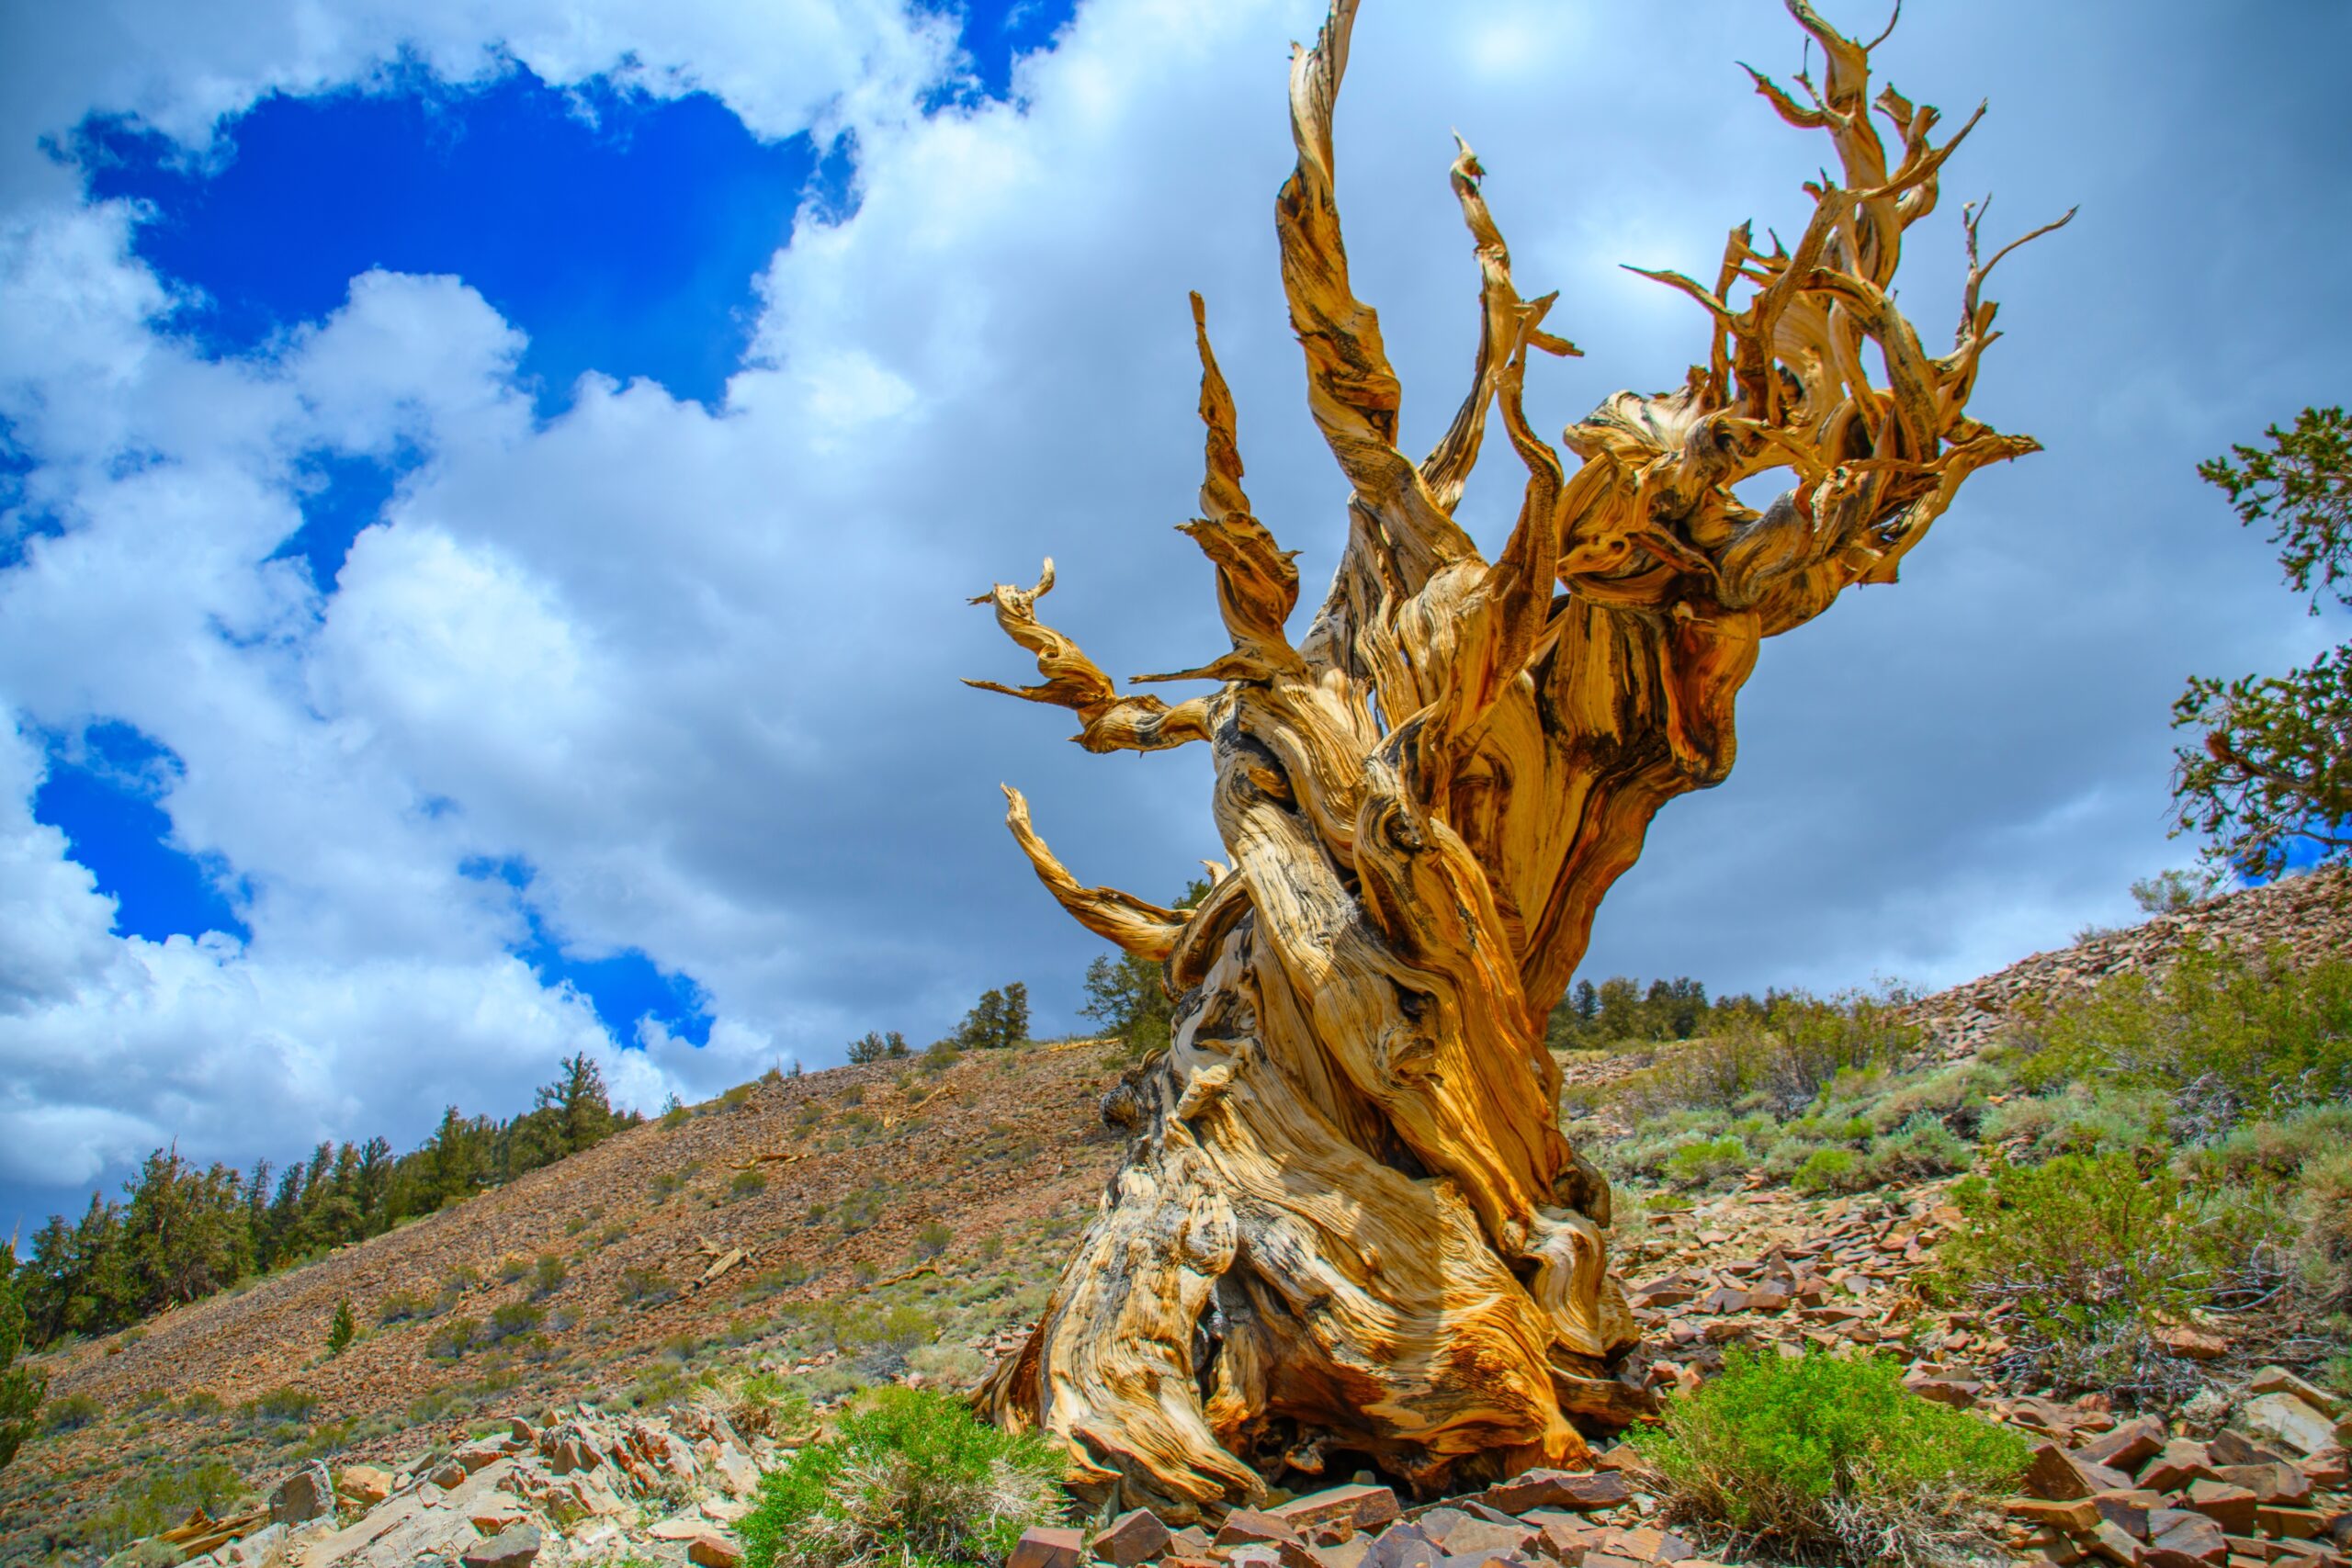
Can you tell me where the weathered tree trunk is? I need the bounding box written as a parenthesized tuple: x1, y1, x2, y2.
(968, 0, 2066, 1522)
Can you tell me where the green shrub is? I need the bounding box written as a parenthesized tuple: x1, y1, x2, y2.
(426, 1316, 481, 1359)
(2018, 943, 2352, 1134)
(731, 1168, 771, 1202)
(1935, 1151, 2287, 1395)
(2292, 1147, 2352, 1311)
(485, 1302, 545, 1343)
(244, 1385, 319, 1425)
(731, 1371, 816, 1440)
(1664, 1136, 1747, 1189)
(533, 1253, 570, 1297)
(910, 1221, 953, 1262)
(43, 1392, 101, 1432)
(2189, 1103, 2352, 1184)
(741, 1386, 1065, 1568)
(1630, 1348, 2027, 1568)
(618, 1266, 675, 1307)
(327, 1300, 356, 1358)
(376, 1290, 430, 1325)
(1864, 1116, 1971, 1183)
(85, 1455, 247, 1550)
(1792, 1146, 1866, 1194)
(1618, 994, 1918, 1122)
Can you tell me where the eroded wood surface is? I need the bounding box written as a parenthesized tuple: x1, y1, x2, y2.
(970, 0, 2065, 1520)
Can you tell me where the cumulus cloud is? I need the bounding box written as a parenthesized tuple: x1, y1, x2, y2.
(2, 0, 2349, 1235)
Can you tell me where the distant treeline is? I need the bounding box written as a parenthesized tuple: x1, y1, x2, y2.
(1545, 976, 1805, 1050)
(12, 1054, 635, 1348)
(847, 981, 1034, 1062)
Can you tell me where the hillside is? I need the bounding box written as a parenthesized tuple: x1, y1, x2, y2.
(5, 866, 2347, 1564)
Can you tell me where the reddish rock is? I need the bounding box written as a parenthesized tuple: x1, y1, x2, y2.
(2078, 1416, 2168, 1474)
(2005, 1497, 2102, 1532)
(2086, 1490, 2153, 1540)
(2156, 1324, 2232, 1359)
(338, 1463, 394, 1506)
(1007, 1526, 1084, 1568)
(2258, 1506, 2326, 1540)
(1903, 1375, 1983, 1409)
(2185, 1479, 2259, 1535)
(2212, 1461, 2312, 1506)
(2151, 1511, 2229, 1564)
(461, 1525, 545, 1568)
(2084, 1519, 2143, 1565)
(1594, 1525, 1696, 1562)
(1091, 1508, 1171, 1566)
(1476, 1467, 1632, 1513)
(1215, 1510, 1306, 1550)
(1270, 1483, 1399, 1539)
(2022, 1442, 2098, 1501)
(2143, 1440, 2221, 1492)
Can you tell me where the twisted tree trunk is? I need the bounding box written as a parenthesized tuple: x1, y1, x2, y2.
(969, 0, 2066, 1521)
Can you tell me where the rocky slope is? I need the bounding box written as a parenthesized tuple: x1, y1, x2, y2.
(6, 865, 2347, 1566)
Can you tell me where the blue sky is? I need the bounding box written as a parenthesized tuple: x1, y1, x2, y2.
(1, 0, 2346, 1237)
(19, 0, 1071, 1058)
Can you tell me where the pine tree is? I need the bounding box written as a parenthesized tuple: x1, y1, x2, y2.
(326, 1298, 356, 1358)
(0, 1238, 46, 1472)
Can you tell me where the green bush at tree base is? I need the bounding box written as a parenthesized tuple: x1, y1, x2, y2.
(1631, 1348, 2027, 1567)
(741, 1386, 1065, 1568)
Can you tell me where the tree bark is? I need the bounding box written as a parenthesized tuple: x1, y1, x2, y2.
(968, 0, 2067, 1521)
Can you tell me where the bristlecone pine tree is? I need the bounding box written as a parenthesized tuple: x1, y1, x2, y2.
(968, 0, 2068, 1518)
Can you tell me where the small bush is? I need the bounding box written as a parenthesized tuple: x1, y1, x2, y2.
(327, 1300, 356, 1358)
(732, 1371, 816, 1440)
(1664, 1136, 1747, 1189)
(376, 1290, 430, 1325)
(618, 1266, 676, 1307)
(731, 1168, 771, 1202)
(741, 1386, 1065, 1568)
(1616, 993, 1918, 1122)
(1935, 1150, 2287, 1395)
(426, 1316, 481, 1359)
(1865, 1116, 1971, 1183)
(43, 1393, 101, 1432)
(85, 1455, 247, 1550)
(245, 1385, 320, 1425)
(485, 1303, 545, 1344)
(533, 1253, 569, 1298)
(910, 1221, 953, 1262)
(1630, 1348, 2027, 1568)
(2293, 1147, 2352, 1311)
(2017, 943, 2352, 1134)
(1793, 1146, 1866, 1194)
(837, 1187, 888, 1235)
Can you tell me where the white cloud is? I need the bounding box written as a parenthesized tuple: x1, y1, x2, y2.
(3, 0, 2350, 1230)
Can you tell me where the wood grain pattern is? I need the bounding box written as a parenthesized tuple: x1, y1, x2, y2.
(968, 0, 2067, 1520)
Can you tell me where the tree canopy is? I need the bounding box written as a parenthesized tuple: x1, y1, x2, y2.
(2174, 406, 2352, 876)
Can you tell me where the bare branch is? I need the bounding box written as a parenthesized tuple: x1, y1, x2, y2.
(1277, 0, 1478, 591)
(999, 786, 1183, 961)
(1180, 294, 1304, 675)
(967, 560, 1212, 753)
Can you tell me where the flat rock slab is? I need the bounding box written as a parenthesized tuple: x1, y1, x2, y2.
(1008, 1526, 1085, 1568)
(459, 1524, 543, 1568)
